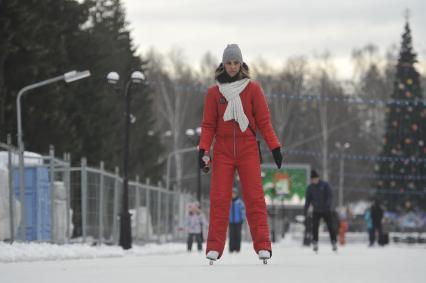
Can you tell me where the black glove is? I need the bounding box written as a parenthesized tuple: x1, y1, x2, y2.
(272, 147, 282, 169)
(199, 149, 206, 169)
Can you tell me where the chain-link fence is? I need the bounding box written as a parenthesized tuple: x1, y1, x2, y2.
(1, 138, 204, 245)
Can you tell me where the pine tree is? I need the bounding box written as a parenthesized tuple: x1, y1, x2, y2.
(81, 0, 164, 180)
(1, 0, 163, 181)
(1, 0, 91, 151)
(375, 20, 426, 209)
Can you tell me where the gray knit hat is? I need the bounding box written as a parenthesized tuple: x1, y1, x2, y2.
(222, 44, 243, 64)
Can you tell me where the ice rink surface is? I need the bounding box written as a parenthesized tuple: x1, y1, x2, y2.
(1, 241, 425, 283)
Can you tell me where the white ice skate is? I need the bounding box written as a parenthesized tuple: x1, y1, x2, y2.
(206, 251, 219, 265)
(258, 250, 271, 264)
(313, 241, 318, 253)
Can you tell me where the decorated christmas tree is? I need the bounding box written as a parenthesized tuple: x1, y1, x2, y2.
(375, 18, 426, 209)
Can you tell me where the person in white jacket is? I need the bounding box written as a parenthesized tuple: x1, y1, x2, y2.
(186, 203, 208, 252)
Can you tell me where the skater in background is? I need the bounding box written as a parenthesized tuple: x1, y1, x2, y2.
(304, 170, 337, 252)
(371, 199, 384, 246)
(229, 187, 246, 253)
(186, 203, 208, 252)
(364, 205, 374, 246)
(338, 206, 351, 246)
(198, 44, 283, 263)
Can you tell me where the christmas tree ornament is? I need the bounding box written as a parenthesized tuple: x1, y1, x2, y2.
(406, 78, 413, 85)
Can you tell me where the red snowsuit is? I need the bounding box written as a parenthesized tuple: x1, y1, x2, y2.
(199, 80, 281, 258)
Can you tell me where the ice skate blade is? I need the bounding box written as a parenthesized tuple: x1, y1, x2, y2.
(209, 260, 214, 265)
(262, 259, 268, 264)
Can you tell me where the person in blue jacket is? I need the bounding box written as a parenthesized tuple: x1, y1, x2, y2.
(364, 206, 374, 246)
(304, 170, 337, 252)
(229, 187, 246, 253)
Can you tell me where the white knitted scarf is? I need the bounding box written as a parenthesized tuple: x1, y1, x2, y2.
(217, 78, 250, 132)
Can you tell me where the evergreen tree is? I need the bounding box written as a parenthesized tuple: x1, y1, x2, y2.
(0, 0, 163, 181)
(375, 20, 426, 209)
(1, 0, 96, 156)
(82, 0, 164, 180)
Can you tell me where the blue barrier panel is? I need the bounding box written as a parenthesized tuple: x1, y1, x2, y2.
(13, 167, 51, 241)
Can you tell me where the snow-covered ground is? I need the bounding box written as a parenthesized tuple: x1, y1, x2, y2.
(1, 240, 425, 283)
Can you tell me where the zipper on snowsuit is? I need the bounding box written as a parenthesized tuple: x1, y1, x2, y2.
(233, 121, 236, 159)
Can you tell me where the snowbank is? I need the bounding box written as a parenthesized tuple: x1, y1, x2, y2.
(0, 242, 186, 263)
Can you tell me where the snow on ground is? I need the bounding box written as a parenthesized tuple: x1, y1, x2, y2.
(0, 242, 185, 263)
(1, 240, 425, 283)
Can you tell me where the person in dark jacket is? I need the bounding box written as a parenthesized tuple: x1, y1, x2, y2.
(304, 170, 337, 252)
(228, 187, 246, 253)
(371, 199, 384, 246)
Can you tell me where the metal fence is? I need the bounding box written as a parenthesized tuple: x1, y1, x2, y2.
(0, 138, 204, 245)
(73, 159, 201, 244)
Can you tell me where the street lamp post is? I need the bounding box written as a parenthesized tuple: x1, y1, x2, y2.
(335, 142, 350, 208)
(107, 71, 145, 250)
(185, 127, 202, 204)
(16, 70, 90, 241)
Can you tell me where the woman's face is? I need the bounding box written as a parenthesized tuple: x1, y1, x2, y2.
(224, 60, 241, 77)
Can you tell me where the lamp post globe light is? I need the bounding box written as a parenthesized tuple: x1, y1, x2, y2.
(185, 128, 195, 137)
(335, 142, 350, 208)
(106, 72, 120, 84)
(106, 70, 146, 250)
(16, 70, 90, 241)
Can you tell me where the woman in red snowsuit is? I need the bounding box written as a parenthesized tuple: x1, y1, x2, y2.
(199, 44, 283, 263)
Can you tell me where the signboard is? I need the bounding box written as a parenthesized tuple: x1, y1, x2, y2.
(261, 164, 310, 206)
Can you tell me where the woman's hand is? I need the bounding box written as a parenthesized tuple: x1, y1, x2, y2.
(199, 149, 211, 173)
(272, 147, 283, 169)
(199, 149, 206, 169)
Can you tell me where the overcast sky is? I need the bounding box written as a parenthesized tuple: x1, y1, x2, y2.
(122, 0, 426, 79)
